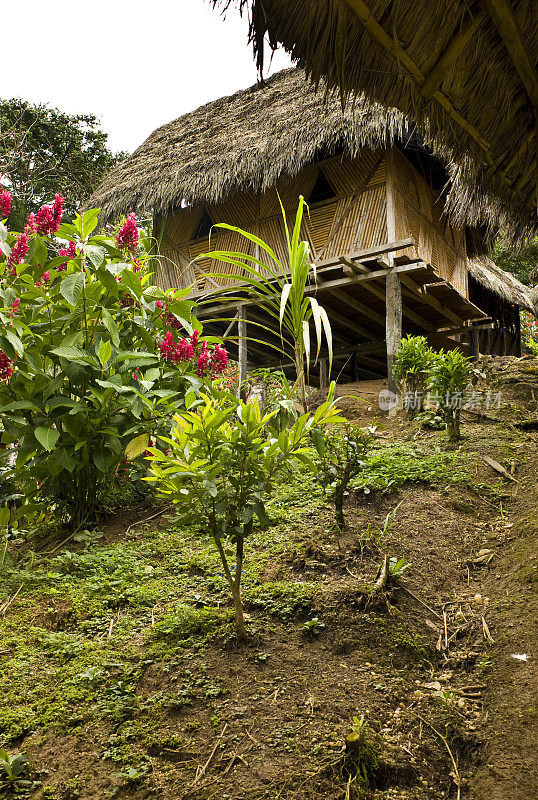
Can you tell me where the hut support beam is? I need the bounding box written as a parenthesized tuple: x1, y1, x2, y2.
(319, 358, 329, 390)
(237, 304, 248, 400)
(420, 13, 486, 99)
(386, 269, 402, 399)
(342, 0, 493, 162)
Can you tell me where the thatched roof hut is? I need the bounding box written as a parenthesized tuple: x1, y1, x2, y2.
(91, 68, 533, 318)
(214, 0, 538, 245)
(468, 256, 535, 313)
(91, 67, 534, 384)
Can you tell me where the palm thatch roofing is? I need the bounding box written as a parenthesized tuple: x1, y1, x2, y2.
(91, 67, 534, 312)
(469, 255, 536, 312)
(91, 68, 409, 221)
(215, 0, 538, 246)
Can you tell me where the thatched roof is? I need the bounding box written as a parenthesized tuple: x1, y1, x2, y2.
(469, 255, 536, 312)
(215, 0, 538, 246)
(91, 68, 411, 222)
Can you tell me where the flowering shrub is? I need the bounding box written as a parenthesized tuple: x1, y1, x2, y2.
(521, 310, 538, 355)
(159, 329, 228, 378)
(0, 196, 226, 527)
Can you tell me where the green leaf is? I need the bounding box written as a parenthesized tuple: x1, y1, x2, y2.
(4, 328, 23, 357)
(121, 269, 143, 299)
(57, 223, 79, 240)
(311, 428, 325, 457)
(102, 307, 120, 346)
(124, 433, 149, 461)
(93, 446, 115, 473)
(60, 273, 85, 306)
(97, 339, 112, 366)
(83, 244, 105, 268)
(35, 426, 60, 451)
(82, 209, 100, 239)
(51, 345, 95, 365)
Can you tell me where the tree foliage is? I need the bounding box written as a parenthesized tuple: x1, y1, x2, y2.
(493, 237, 538, 286)
(0, 98, 125, 229)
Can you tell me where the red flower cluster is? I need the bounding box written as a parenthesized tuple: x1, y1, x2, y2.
(116, 213, 139, 252)
(11, 297, 20, 316)
(159, 298, 184, 330)
(159, 330, 228, 378)
(0, 350, 13, 381)
(7, 232, 29, 270)
(26, 195, 63, 236)
(0, 191, 11, 218)
(58, 240, 77, 271)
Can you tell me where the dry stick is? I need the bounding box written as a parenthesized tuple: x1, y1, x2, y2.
(398, 582, 443, 619)
(443, 608, 449, 650)
(482, 616, 494, 643)
(415, 714, 462, 800)
(190, 723, 228, 788)
(0, 583, 23, 616)
(125, 505, 173, 536)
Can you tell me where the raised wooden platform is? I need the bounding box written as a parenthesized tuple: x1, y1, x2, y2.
(192, 239, 490, 384)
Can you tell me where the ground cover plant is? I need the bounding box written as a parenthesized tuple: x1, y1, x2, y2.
(392, 338, 473, 441)
(392, 335, 435, 418)
(0, 197, 228, 529)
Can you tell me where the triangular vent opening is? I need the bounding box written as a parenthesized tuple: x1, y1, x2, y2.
(193, 209, 213, 239)
(308, 171, 336, 204)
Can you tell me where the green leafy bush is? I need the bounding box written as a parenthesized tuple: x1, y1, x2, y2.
(392, 335, 435, 417)
(313, 421, 369, 528)
(0, 204, 228, 528)
(147, 386, 342, 638)
(429, 349, 472, 441)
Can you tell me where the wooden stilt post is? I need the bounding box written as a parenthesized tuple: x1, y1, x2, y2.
(385, 149, 401, 413)
(237, 304, 248, 401)
(386, 269, 402, 400)
(350, 351, 359, 382)
(469, 328, 479, 360)
(319, 358, 329, 391)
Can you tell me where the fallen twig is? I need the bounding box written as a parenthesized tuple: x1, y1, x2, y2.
(0, 584, 23, 616)
(481, 455, 518, 483)
(125, 505, 173, 536)
(190, 723, 228, 788)
(398, 582, 442, 619)
(415, 713, 462, 800)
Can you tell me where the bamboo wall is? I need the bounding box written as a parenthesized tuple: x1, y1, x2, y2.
(155, 147, 468, 298)
(390, 149, 468, 296)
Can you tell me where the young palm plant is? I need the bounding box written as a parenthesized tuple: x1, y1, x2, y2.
(198, 197, 332, 411)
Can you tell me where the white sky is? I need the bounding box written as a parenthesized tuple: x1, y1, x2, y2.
(4, 0, 293, 154)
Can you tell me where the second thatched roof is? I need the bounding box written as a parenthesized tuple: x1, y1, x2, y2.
(469, 256, 536, 313)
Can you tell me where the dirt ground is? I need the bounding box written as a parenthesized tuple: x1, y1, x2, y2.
(1, 357, 537, 800)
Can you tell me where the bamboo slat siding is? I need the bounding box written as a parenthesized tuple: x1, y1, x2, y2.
(392, 149, 468, 296)
(157, 147, 468, 296)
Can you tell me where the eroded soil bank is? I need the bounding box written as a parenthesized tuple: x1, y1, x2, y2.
(0, 357, 536, 800)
